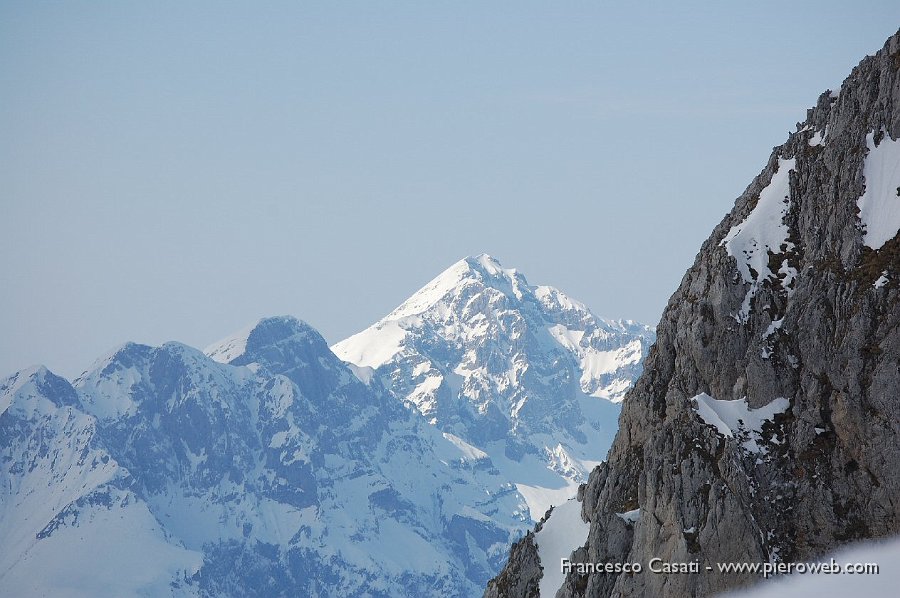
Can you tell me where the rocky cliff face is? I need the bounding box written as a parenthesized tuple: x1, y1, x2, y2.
(486, 29, 900, 598)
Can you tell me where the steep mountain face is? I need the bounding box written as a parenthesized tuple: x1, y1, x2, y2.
(2, 317, 530, 597)
(486, 30, 900, 598)
(333, 255, 654, 518)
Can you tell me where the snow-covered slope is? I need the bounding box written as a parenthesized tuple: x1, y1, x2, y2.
(1, 317, 532, 597)
(333, 255, 654, 518)
(534, 499, 590, 598)
(0, 367, 201, 597)
(723, 535, 900, 597)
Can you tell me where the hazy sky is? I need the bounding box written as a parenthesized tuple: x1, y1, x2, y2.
(2, 2, 899, 379)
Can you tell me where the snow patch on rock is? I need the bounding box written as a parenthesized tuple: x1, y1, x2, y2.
(616, 508, 641, 524)
(691, 393, 790, 453)
(857, 131, 900, 250)
(721, 158, 797, 321)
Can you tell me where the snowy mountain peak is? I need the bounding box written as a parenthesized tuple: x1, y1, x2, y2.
(1, 365, 51, 400)
(464, 253, 521, 282)
(335, 254, 653, 404)
(384, 254, 529, 322)
(205, 315, 324, 366)
(0, 365, 78, 417)
(80, 341, 209, 383)
(333, 255, 654, 519)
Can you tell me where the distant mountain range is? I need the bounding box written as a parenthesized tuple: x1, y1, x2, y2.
(1, 257, 650, 597)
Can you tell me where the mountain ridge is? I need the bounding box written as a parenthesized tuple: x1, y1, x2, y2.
(3, 315, 533, 596)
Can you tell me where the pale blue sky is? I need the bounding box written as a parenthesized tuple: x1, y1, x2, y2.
(2, 2, 899, 378)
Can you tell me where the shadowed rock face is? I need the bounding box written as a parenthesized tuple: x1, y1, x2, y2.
(486, 29, 900, 598)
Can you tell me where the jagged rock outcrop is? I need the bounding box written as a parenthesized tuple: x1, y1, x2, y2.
(484, 532, 543, 598)
(487, 29, 900, 598)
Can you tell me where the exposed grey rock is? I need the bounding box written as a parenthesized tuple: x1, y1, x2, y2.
(484, 531, 543, 598)
(487, 28, 900, 598)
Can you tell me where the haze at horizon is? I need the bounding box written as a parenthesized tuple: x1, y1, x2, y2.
(3, 1, 899, 378)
